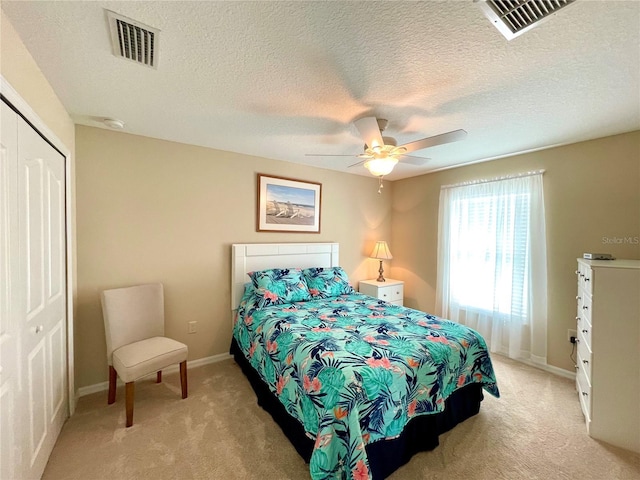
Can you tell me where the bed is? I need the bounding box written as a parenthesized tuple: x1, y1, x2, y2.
(230, 243, 499, 480)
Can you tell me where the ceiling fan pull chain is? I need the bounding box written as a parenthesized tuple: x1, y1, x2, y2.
(378, 177, 384, 194)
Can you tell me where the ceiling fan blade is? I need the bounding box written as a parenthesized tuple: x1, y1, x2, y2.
(399, 129, 467, 154)
(399, 155, 430, 166)
(348, 160, 366, 168)
(354, 117, 384, 149)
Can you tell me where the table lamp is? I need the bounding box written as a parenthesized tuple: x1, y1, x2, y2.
(370, 241, 393, 282)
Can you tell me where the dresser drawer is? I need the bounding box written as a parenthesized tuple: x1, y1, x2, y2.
(579, 319, 592, 352)
(359, 279, 404, 306)
(578, 263, 593, 295)
(576, 355, 592, 422)
(577, 330, 592, 382)
(580, 292, 592, 324)
(378, 284, 403, 302)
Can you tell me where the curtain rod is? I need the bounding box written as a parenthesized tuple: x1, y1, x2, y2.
(441, 169, 545, 190)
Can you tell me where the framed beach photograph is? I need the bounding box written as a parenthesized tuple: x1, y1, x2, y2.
(257, 174, 322, 233)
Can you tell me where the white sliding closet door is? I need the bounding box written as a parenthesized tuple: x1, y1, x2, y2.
(1, 100, 68, 479)
(18, 107, 67, 479)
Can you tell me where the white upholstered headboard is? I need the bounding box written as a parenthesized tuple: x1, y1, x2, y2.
(231, 243, 340, 311)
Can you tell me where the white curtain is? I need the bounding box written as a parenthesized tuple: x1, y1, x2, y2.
(435, 172, 548, 364)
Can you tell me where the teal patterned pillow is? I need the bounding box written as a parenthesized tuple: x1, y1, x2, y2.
(248, 268, 311, 308)
(303, 267, 355, 299)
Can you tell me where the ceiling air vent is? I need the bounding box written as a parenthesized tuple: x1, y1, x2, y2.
(106, 10, 159, 69)
(476, 0, 577, 40)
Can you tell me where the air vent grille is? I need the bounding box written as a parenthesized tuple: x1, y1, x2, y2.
(477, 0, 577, 40)
(106, 10, 159, 69)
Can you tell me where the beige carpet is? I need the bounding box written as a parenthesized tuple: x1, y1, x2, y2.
(42, 355, 640, 480)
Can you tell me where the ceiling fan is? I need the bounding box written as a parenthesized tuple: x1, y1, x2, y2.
(307, 117, 467, 177)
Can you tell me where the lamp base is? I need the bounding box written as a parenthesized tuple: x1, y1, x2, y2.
(376, 260, 386, 282)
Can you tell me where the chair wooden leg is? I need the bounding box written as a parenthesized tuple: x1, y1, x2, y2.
(156, 371, 162, 383)
(108, 366, 117, 404)
(180, 361, 188, 399)
(125, 382, 135, 427)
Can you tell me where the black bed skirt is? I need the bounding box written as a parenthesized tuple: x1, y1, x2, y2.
(230, 338, 484, 480)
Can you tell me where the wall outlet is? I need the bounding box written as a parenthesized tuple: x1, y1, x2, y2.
(188, 321, 197, 334)
(568, 329, 577, 343)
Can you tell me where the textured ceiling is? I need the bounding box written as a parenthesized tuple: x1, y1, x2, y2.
(3, 1, 639, 180)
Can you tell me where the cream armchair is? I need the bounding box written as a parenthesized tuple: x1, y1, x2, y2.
(101, 283, 188, 427)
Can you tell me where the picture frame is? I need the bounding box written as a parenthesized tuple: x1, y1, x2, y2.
(257, 174, 322, 233)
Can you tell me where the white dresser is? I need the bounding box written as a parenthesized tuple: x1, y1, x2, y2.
(575, 258, 640, 453)
(359, 279, 404, 306)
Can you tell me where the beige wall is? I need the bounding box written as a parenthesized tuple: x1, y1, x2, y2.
(391, 131, 640, 372)
(75, 125, 392, 388)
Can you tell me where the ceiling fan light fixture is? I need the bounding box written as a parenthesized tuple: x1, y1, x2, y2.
(307, 117, 466, 179)
(364, 157, 398, 177)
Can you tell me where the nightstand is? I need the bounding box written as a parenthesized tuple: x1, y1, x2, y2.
(359, 279, 404, 306)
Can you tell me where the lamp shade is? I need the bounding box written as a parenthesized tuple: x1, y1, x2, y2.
(370, 241, 393, 260)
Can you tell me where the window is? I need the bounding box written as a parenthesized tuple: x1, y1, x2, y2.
(436, 172, 548, 362)
(448, 191, 529, 319)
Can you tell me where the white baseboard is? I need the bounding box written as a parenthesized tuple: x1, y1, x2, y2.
(76, 352, 233, 399)
(537, 362, 576, 380)
(492, 351, 575, 380)
(518, 357, 576, 380)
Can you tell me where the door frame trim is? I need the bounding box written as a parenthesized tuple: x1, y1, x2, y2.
(1, 76, 75, 415)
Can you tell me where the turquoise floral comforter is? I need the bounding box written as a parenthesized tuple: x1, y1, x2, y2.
(233, 288, 499, 480)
